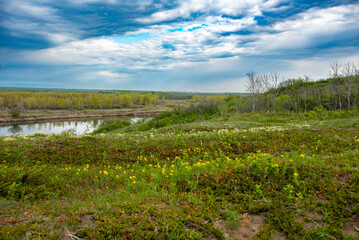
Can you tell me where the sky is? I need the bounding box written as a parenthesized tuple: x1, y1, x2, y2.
(0, 0, 359, 92)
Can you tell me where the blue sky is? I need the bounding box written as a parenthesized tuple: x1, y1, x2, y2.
(1, 0, 359, 92)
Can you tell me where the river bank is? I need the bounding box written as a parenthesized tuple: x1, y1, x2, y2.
(0, 107, 165, 124)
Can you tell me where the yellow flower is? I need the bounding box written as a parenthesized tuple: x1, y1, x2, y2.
(132, 181, 136, 184)
(103, 170, 108, 175)
(294, 172, 298, 177)
(355, 139, 359, 142)
(300, 154, 305, 158)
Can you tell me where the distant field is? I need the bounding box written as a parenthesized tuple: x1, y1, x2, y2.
(1, 112, 358, 239)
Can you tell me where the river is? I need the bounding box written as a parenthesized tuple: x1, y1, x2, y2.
(0, 117, 141, 136)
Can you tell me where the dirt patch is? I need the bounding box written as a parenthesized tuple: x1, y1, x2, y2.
(57, 214, 97, 240)
(270, 231, 287, 240)
(342, 215, 359, 236)
(296, 212, 325, 231)
(78, 214, 97, 229)
(214, 213, 265, 240)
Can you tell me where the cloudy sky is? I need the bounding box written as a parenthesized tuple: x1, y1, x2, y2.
(1, 0, 359, 92)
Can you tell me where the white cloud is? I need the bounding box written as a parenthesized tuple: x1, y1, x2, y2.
(251, 4, 359, 54)
(97, 71, 129, 78)
(136, 0, 288, 24)
(18, 3, 358, 74)
(1, 0, 81, 44)
(3, 1, 358, 92)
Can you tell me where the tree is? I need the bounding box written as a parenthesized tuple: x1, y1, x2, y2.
(245, 71, 265, 112)
(329, 61, 343, 110)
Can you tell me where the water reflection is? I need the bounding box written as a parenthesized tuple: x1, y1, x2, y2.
(8, 124, 23, 134)
(0, 117, 139, 136)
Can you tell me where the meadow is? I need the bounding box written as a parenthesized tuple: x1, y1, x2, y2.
(1, 110, 359, 239)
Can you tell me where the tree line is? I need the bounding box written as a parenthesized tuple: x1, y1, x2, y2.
(236, 61, 359, 113)
(0, 92, 160, 110)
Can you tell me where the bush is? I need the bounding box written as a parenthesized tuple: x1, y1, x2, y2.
(137, 103, 221, 131)
(92, 119, 132, 134)
(8, 107, 23, 118)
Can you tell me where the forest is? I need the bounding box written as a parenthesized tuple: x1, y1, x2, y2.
(225, 61, 359, 114)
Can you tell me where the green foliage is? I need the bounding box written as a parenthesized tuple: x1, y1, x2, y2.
(136, 103, 221, 131)
(1, 112, 359, 239)
(0, 91, 160, 110)
(8, 107, 23, 118)
(91, 119, 132, 134)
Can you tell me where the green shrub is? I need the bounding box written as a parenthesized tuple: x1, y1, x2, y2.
(92, 119, 132, 134)
(136, 103, 221, 131)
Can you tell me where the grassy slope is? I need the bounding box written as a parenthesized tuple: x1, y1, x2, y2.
(0, 112, 359, 239)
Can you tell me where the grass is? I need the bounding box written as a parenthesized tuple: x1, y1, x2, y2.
(1, 111, 359, 239)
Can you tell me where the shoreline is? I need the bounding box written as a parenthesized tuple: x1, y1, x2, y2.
(0, 109, 163, 124)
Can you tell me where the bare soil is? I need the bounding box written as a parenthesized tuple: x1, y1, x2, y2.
(214, 213, 265, 239)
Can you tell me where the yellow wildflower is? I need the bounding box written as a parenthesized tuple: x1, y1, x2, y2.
(294, 172, 298, 177)
(103, 170, 108, 175)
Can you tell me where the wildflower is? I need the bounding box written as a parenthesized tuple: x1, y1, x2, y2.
(103, 170, 108, 175)
(355, 139, 359, 142)
(132, 181, 136, 184)
(300, 154, 305, 158)
(294, 172, 298, 177)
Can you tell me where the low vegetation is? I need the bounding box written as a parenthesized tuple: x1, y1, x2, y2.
(1, 110, 359, 239)
(1, 61, 359, 239)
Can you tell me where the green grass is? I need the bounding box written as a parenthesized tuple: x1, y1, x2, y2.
(1, 112, 359, 239)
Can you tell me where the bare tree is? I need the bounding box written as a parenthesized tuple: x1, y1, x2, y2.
(341, 62, 356, 108)
(330, 61, 343, 110)
(353, 62, 359, 108)
(268, 72, 283, 111)
(245, 71, 265, 112)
